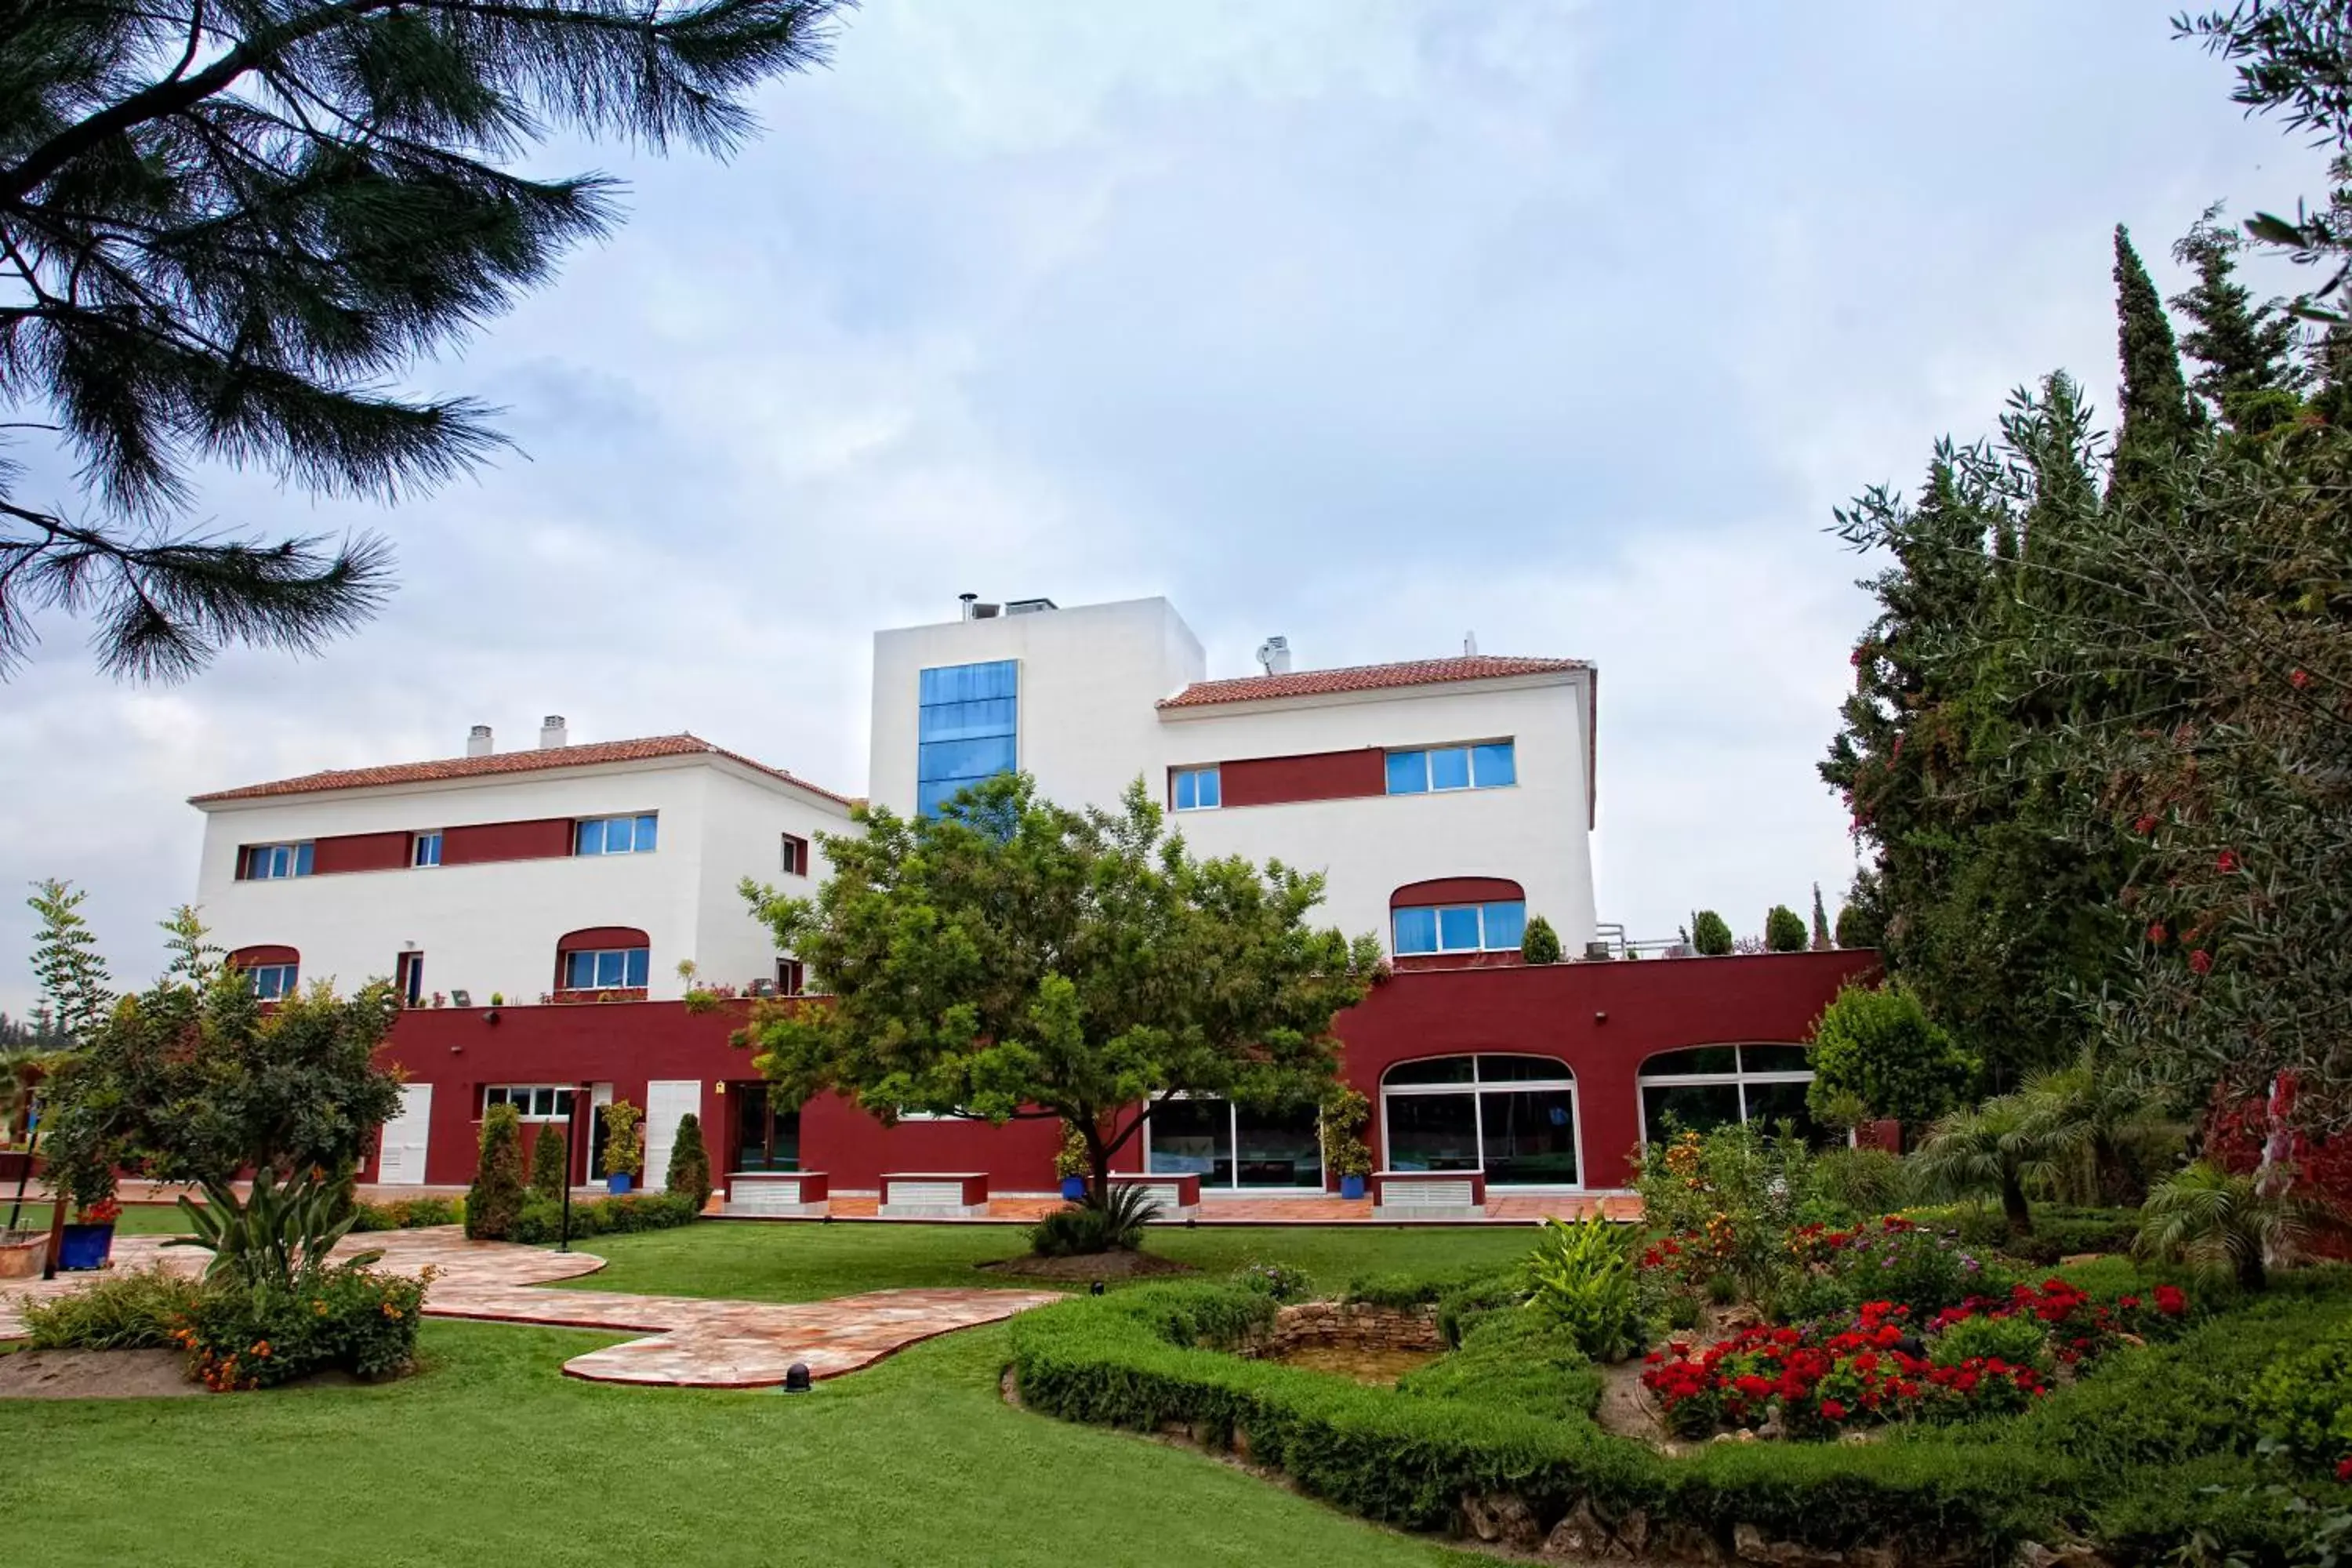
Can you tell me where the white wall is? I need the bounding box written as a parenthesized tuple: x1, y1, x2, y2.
(193, 756, 850, 1004)
(869, 598, 1205, 816)
(1160, 673, 1598, 953)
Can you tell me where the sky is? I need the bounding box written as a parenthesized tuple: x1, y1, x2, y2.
(0, 1, 2331, 1012)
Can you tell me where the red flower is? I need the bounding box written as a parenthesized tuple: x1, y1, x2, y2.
(2291, 669, 2311, 690)
(2146, 923, 2167, 945)
(2133, 814, 2159, 835)
(2189, 949, 2213, 975)
(2337, 1456, 2351, 1483)
(1820, 1399, 1848, 1421)
(2154, 1285, 2187, 1317)
(2216, 850, 2239, 873)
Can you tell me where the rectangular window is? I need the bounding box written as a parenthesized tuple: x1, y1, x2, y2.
(917, 659, 1018, 816)
(245, 962, 299, 1000)
(412, 832, 442, 868)
(394, 951, 424, 1007)
(1172, 766, 1221, 811)
(241, 842, 314, 880)
(483, 1085, 576, 1123)
(563, 947, 650, 989)
(1392, 900, 1528, 955)
(779, 833, 809, 877)
(1385, 741, 1516, 796)
(575, 814, 658, 855)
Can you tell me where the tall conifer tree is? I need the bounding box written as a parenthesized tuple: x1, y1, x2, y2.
(2170, 211, 2303, 430)
(2111, 227, 2198, 494)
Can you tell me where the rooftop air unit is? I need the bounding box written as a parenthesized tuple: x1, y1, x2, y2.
(1005, 597, 1058, 615)
(1255, 636, 1293, 676)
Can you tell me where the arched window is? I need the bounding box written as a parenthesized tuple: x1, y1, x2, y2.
(227, 944, 299, 1000)
(1388, 878, 1527, 956)
(554, 927, 651, 993)
(1637, 1044, 1823, 1146)
(1379, 1053, 1580, 1187)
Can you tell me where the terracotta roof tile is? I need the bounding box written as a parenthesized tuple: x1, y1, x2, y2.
(190, 734, 855, 807)
(1158, 655, 1587, 710)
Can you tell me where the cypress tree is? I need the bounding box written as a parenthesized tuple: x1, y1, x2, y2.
(528, 1122, 569, 1200)
(2111, 226, 2198, 494)
(1810, 884, 1832, 950)
(466, 1104, 527, 1240)
(2171, 211, 2303, 431)
(666, 1112, 712, 1206)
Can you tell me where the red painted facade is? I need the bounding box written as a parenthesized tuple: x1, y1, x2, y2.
(1214, 748, 1387, 808)
(441, 817, 573, 866)
(1390, 876, 1525, 909)
(227, 943, 299, 967)
(372, 950, 1875, 1193)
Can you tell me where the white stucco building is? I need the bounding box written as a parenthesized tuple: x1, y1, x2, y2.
(869, 595, 1599, 961)
(189, 724, 853, 1007)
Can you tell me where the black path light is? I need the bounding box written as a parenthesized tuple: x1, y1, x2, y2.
(782, 1362, 813, 1393)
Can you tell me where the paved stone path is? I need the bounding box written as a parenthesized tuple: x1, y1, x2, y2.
(0, 1229, 1058, 1389)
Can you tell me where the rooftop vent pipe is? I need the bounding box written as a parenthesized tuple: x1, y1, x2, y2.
(466, 724, 493, 758)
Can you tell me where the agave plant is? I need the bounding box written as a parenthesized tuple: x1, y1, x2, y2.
(166, 1166, 379, 1290)
(2134, 1160, 2310, 1291)
(1084, 1181, 1165, 1250)
(1912, 1097, 2055, 1236)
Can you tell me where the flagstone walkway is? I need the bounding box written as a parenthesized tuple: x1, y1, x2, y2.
(0, 1229, 1060, 1389)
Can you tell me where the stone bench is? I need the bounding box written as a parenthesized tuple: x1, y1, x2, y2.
(878, 1171, 989, 1218)
(1370, 1170, 1486, 1220)
(724, 1171, 829, 1218)
(1106, 1173, 1200, 1219)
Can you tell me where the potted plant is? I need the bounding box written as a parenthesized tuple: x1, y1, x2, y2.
(603, 1100, 644, 1195)
(1054, 1123, 1089, 1201)
(1322, 1087, 1373, 1200)
(58, 1193, 120, 1271)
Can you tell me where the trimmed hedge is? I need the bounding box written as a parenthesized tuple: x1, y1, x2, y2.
(508, 1189, 701, 1243)
(1011, 1271, 2352, 1564)
(349, 1195, 463, 1231)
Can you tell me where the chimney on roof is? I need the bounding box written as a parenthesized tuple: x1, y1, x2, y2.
(1255, 636, 1292, 677)
(466, 724, 493, 758)
(959, 592, 978, 621)
(539, 714, 568, 750)
(1464, 631, 1479, 655)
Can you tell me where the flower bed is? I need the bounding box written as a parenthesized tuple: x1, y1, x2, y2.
(174, 1263, 430, 1391)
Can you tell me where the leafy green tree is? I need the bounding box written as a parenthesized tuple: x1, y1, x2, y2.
(0, 0, 845, 677)
(1806, 982, 1979, 1133)
(158, 904, 223, 986)
(527, 1120, 568, 1200)
(1519, 914, 1563, 964)
(1764, 905, 1808, 953)
(665, 1111, 710, 1204)
(1689, 910, 1733, 957)
(739, 774, 1384, 1196)
(1832, 873, 1885, 951)
(39, 968, 405, 1207)
(2171, 208, 2304, 431)
(466, 1104, 526, 1240)
(27, 877, 114, 1045)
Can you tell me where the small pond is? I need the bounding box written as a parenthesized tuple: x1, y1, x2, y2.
(1268, 1342, 1443, 1385)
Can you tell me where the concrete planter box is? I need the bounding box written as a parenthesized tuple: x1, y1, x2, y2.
(724, 1171, 830, 1218)
(1105, 1174, 1200, 1219)
(1370, 1170, 1487, 1220)
(878, 1171, 989, 1218)
(0, 1230, 47, 1279)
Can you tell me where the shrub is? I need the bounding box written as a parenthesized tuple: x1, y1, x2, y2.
(465, 1102, 526, 1240)
(1396, 1307, 1602, 1421)
(1520, 915, 1563, 964)
(1765, 904, 1809, 953)
(1806, 982, 1979, 1130)
(665, 1112, 711, 1207)
(1053, 1123, 1090, 1181)
(1809, 1147, 1912, 1220)
(1929, 1312, 2053, 1374)
(1779, 1216, 2009, 1320)
(507, 1189, 701, 1244)
(2249, 1319, 2352, 1479)
(20, 1265, 203, 1350)
(1029, 1204, 1116, 1258)
(1319, 1087, 1372, 1180)
(602, 1098, 643, 1178)
(1636, 1124, 1823, 1305)
(527, 1122, 568, 1200)
(1910, 1203, 2140, 1265)
(1233, 1262, 1315, 1301)
(1524, 1215, 1641, 1361)
(1690, 909, 1733, 956)
(176, 1262, 428, 1390)
(348, 1195, 462, 1232)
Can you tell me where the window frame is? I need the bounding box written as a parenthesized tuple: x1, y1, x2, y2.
(482, 1084, 579, 1123)
(1390, 898, 1528, 955)
(1376, 1054, 1583, 1189)
(561, 946, 651, 991)
(779, 833, 810, 877)
(1635, 1044, 1820, 1145)
(574, 813, 659, 856)
(1384, 739, 1518, 797)
(1171, 765, 1221, 811)
(412, 831, 443, 868)
(241, 841, 315, 880)
(243, 961, 299, 1000)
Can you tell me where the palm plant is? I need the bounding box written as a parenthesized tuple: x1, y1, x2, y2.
(2012, 1047, 2179, 1207)
(1912, 1096, 2054, 1236)
(2134, 1161, 2310, 1291)
(167, 1167, 379, 1290)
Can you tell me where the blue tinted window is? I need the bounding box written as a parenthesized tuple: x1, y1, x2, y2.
(917, 659, 1019, 815)
(294, 842, 314, 877)
(413, 833, 442, 867)
(1385, 751, 1428, 794)
(1428, 746, 1472, 790)
(1174, 767, 1219, 811)
(1438, 906, 1483, 950)
(575, 818, 603, 855)
(565, 951, 591, 989)
(635, 814, 657, 852)
(576, 815, 656, 855)
(1483, 901, 1527, 950)
(1392, 907, 1439, 954)
(1472, 742, 1516, 788)
(594, 951, 624, 986)
(626, 948, 649, 987)
(247, 963, 297, 1000)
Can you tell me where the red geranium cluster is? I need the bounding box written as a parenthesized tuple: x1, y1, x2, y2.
(1641, 1300, 2047, 1439)
(1786, 1214, 1917, 1268)
(1924, 1278, 2187, 1366)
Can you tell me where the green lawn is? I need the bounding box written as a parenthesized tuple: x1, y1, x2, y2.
(560, 1219, 1545, 1303)
(2, 1203, 188, 1236)
(0, 1316, 1487, 1568)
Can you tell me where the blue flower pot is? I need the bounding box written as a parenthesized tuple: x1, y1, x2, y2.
(1339, 1174, 1367, 1200)
(1059, 1176, 1087, 1200)
(605, 1173, 633, 1196)
(58, 1221, 114, 1272)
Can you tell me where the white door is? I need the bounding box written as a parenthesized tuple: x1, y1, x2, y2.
(644, 1080, 701, 1193)
(377, 1084, 432, 1186)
